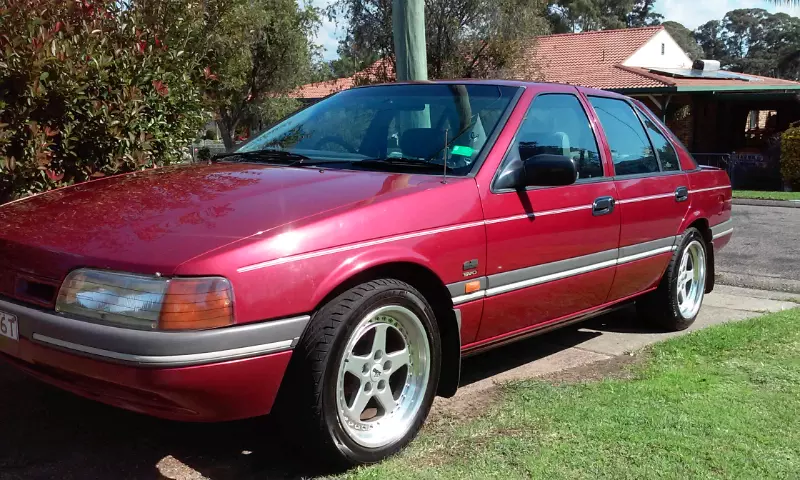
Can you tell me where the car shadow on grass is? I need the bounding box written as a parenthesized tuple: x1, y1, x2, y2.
(0, 306, 653, 480)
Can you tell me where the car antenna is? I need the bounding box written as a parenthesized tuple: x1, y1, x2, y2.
(442, 128, 449, 184)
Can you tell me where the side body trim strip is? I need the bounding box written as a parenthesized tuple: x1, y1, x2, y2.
(713, 228, 734, 240)
(449, 236, 678, 303)
(237, 187, 730, 273)
(32, 334, 295, 367)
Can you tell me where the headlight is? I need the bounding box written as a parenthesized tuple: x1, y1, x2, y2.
(56, 269, 234, 331)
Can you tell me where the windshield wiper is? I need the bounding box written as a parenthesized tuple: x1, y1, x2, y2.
(361, 157, 454, 172)
(293, 157, 453, 172)
(213, 149, 311, 164)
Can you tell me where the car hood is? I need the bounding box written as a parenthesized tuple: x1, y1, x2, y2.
(0, 162, 438, 280)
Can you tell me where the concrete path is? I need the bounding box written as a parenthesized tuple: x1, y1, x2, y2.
(435, 285, 799, 410)
(733, 198, 800, 209)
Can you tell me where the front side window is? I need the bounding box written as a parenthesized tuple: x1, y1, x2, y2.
(636, 107, 680, 171)
(511, 94, 604, 181)
(588, 96, 659, 176)
(237, 84, 520, 176)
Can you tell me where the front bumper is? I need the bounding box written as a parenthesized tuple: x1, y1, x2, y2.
(0, 298, 309, 421)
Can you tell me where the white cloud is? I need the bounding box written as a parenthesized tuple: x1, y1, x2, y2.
(655, 0, 800, 29)
(307, 0, 342, 61)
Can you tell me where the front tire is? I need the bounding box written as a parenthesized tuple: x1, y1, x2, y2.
(637, 228, 708, 331)
(291, 279, 441, 465)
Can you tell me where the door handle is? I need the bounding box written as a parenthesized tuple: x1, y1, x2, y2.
(592, 196, 615, 216)
(675, 186, 689, 202)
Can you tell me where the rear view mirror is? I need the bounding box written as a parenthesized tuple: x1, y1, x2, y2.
(522, 154, 577, 187)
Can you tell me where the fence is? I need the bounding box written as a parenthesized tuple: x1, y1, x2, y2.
(190, 140, 227, 162)
(692, 152, 783, 191)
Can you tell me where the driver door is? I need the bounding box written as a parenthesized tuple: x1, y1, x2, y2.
(476, 90, 620, 341)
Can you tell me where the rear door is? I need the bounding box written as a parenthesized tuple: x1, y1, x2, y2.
(585, 95, 690, 302)
(475, 89, 620, 342)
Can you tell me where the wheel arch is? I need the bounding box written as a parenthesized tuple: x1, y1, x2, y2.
(685, 217, 715, 293)
(312, 257, 461, 399)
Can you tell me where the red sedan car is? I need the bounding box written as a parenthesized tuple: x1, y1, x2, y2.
(0, 81, 732, 465)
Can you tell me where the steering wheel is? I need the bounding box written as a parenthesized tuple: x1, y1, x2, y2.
(313, 135, 357, 154)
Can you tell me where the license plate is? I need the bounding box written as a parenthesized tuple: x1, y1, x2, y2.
(0, 311, 19, 341)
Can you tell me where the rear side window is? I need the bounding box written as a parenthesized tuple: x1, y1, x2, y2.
(515, 94, 604, 180)
(588, 96, 658, 176)
(636, 107, 680, 171)
(635, 101, 697, 169)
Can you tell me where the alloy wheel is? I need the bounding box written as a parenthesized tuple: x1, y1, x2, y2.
(676, 240, 706, 319)
(335, 305, 431, 448)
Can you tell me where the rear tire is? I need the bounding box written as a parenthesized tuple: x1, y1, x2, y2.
(637, 227, 708, 331)
(287, 279, 441, 466)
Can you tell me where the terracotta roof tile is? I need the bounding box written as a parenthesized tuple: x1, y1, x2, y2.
(292, 27, 800, 96)
(290, 59, 395, 98)
(511, 26, 669, 89)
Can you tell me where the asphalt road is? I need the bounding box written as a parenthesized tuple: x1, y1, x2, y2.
(716, 204, 800, 292)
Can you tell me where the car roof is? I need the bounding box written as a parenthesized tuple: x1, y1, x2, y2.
(351, 79, 627, 99)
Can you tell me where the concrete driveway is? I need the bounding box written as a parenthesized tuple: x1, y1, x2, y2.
(1, 285, 796, 480)
(717, 204, 800, 293)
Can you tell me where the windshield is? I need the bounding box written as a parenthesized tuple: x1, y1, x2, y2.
(236, 84, 521, 175)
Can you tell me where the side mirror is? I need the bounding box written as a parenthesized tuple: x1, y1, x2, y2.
(521, 154, 577, 187)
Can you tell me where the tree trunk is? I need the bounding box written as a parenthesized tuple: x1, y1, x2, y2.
(218, 112, 240, 152)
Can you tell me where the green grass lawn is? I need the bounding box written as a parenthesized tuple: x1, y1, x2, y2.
(733, 190, 800, 201)
(342, 309, 800, 479)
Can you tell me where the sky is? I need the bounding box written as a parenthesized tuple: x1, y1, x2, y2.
(310, 0, 800, 61)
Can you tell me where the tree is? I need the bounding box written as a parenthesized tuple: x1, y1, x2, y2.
(0, 0, 209, 202)
(694, 20, 729, 62)
(548, 0, 635, 33)
(330, 0, 550, 80)
(692, 9, 800, 81)
(627, 0, 663, 27)
(662, 21, 704, 60)
(201, 0, 319, 149)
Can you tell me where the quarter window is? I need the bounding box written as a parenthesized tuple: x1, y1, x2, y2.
(513, 94, 604, 180)
(637, 107, 680, 171)
(588, 96, 659, 176)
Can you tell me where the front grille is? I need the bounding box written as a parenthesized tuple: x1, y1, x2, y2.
(0, 267, 15, 300)
(0, 268, 59, 308)
(15, 275, 58, 307)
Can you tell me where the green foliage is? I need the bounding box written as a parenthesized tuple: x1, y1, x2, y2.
(201, 0, 318, 148)
(627, 0, 662, 28)
(548, 0, 636, 33)
(197, 146, 212, 161)
(662, 21, 704, 61)
(547, 0, 664, 33)
(780, 123, 800, 188)
(694, 9, 800, 81)
(254, 97, 303, 129)
(0, 0, 209, 202)
(330, 0, 550, 80)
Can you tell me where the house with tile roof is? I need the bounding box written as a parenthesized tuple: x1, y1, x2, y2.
(291, 26, 800, 189)
(521, 26, 800, 189)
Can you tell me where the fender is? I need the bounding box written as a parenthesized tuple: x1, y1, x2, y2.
(310, 246, 439, 308)
(310, 246, 462, 398)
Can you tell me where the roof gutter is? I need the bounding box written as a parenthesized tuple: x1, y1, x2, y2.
(676, 85, 800, 93)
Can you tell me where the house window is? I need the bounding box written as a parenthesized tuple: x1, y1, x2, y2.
(661, 43, 665, 55)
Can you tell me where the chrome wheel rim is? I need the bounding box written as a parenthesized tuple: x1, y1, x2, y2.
(335, 305, 430, 448)
(677, 240, 706, 319)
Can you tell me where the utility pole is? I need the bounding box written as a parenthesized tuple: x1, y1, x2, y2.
(393, 0, 430, 128)
(392, 0, 427, 82)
